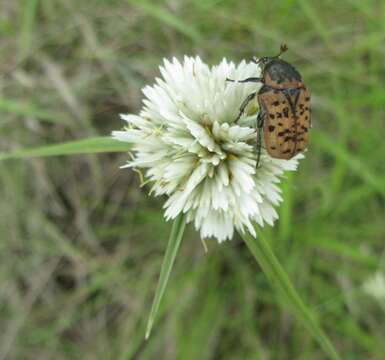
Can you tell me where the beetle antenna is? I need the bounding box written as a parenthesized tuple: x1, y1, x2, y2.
(276, 43, 288, 58)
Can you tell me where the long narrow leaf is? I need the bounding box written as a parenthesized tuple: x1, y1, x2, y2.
(0, 137, 131, 161)
(240, 229, 341, 360)
(145, 214, 186, 339)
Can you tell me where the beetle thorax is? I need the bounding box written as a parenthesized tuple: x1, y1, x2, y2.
(262, 59, 303, 89)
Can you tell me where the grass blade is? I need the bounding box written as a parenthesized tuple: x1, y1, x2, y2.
(313, 132, 385, 197)
(19, 0, 39, 61)
(145, 214, 186, 340)
(240, 229, 341, 360)
(0, 137, 131, 160)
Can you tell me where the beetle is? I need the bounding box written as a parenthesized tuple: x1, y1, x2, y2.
(226, 44, 311, 166)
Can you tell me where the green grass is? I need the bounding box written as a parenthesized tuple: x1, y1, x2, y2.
(1, 0, 385, 359)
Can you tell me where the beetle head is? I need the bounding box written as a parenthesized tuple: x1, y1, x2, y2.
(252, 43, 288, 70)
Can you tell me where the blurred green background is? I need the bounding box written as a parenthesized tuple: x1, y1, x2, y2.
(1, 0, 385, 359)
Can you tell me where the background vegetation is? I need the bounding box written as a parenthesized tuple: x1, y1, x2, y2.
(1, 0, 384, 359)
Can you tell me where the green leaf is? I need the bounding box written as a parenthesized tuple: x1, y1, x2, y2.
(240, 229, 341, 360)
(145, 214, 186, 340)
(0, 137, 131, 160)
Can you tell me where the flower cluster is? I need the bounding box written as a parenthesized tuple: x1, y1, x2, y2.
(113, 56, 302, 242)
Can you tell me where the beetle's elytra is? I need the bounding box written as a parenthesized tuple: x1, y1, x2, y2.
(226, 44, 311, 165)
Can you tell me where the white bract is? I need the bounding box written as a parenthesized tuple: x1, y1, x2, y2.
(113, 56, 303, 242)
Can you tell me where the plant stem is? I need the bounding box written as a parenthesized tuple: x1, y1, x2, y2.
(240, 229, 341, 360)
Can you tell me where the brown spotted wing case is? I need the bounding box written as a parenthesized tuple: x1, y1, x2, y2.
(258, 87, 311, 160)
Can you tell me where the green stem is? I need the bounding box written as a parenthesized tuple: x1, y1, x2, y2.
(145, 214, 186, 339)
(240, 229, 341, 360)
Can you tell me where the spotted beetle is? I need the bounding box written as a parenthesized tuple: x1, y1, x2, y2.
(227, 44, 311, 166)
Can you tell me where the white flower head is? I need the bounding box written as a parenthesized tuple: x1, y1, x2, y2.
(363, 271, 385, 302)
(113, 56, 303, 242)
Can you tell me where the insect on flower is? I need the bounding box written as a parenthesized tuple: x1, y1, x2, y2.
(227, 44, 311, 166)
(113, 56, 303, 242)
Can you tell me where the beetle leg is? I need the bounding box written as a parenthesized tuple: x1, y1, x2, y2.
(235, 92, 256, 122)
(256, 111, 265, 168)
(257, 111, 264, 128)
(226, 77, 262, 83)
